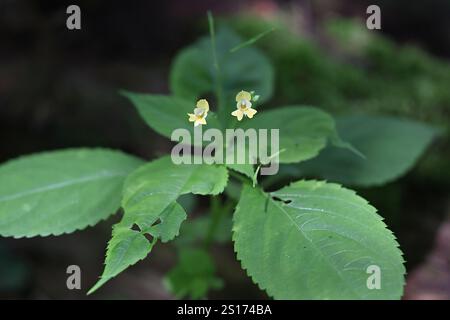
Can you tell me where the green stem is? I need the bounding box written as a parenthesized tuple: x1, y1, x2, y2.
(204, 196, 236, 248)
(204, 196, 223, 248)
(229, 27, 276, 53)
(207, 11, 225, 117)
(228, 169, 250, 184)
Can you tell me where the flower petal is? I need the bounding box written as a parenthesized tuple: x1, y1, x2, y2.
(196, 99, 209, 112)
(245, 108, 257, 119)
(231, 109, 244, 121)
(236, 90, 251, 102)
(194, 108, 204, 116)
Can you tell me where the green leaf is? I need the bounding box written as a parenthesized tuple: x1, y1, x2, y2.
(88, 201, 186, 294)
(123, 92, 222, 142)
(242, 106, 336, 163)
(90, 157, 228, 293)
(170, 27, 274, 105)
(299, 115, 439, 186)
(164, 248, 223, 299)
(121, 156, 228, 230)
(88, 226, 155, 294)
(225, 163, 254, 179)
(0, 148, 143, 238)
(233, 181, 405, 299)
(144, 202, 187, 243)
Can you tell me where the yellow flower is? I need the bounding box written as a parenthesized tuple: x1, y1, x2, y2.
(188, 99, 209, 127)
(231, 90, 257, 121)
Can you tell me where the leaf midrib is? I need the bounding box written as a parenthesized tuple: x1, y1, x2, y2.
(0, 171, 128, 203)
(270, 196, 361, 299)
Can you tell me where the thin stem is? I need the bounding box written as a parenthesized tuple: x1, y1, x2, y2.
(207, 11, 224, 114)
(204, 196, 222, 248)
(204, 196, 235, 248)
(207, 11, 219, 74)
(229, 27, 276, 53)
(252, 164, 261, 187)
(228, 169, 250, 184)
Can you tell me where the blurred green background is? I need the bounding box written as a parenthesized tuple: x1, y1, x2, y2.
(0, 0, 449, 299)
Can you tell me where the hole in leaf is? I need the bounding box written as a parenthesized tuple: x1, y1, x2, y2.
(131, 223, 140, 232)
(271, 196, 291, 205)
(143, 233, 154, 242)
